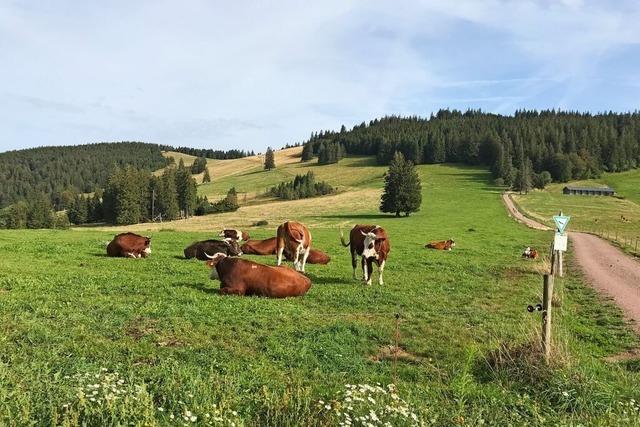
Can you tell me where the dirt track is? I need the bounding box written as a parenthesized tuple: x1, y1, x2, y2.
(502, 193, 640, 333)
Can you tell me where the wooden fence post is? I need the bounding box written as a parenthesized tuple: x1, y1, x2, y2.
(542, 274, 554, 362)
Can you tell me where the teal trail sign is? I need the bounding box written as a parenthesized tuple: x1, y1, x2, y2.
(553, 215, 570, 234)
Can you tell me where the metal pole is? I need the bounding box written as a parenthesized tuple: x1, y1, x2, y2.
(542, 274, 554, 362)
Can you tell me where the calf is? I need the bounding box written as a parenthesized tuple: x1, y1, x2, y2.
(276, 221, 312, 272)
(522, 247, 539, 259)
(242, 237, 330, 264)
(205, 253, 311, 298)
(340, 225, 390, 285)
(106, 232, 151, 258)
(184, 238, 242, 260)
(219, 229, 250, 241)
(425, 239, 455, 251)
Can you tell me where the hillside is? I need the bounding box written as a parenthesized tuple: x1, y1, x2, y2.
(0, 142, 170, 208)
(3, 163, 640, 425)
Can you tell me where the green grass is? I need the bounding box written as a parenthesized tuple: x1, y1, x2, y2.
(198, 156, 384, 202)
(2, 164, 640, 426)
(513, 173, 640, 255)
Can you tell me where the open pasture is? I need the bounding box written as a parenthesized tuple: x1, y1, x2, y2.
(513, 175, 640, 255)
(1, 165, 639, 425)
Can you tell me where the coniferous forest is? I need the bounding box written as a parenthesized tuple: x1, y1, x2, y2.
(302, 110, 640, 187)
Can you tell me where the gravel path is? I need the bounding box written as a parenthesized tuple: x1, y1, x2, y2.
(502, 192, 640, 333)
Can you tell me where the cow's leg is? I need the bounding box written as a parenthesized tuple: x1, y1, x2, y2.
(351, 250, 358, 280)
(293, 243, 302, 271)
(362, 257, 369, 283)
(126, 252, 136, 258)
(378, 260, 385, 285)
(276, 241, 285, 266)
(365, 258, 374, 285)
(300, 246, 310, 273)
(219, 286, 245, 296)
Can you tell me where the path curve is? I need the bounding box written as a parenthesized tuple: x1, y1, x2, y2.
(502, 192, 640, 333)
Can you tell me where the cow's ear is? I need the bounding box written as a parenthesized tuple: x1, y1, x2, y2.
(376, 237, 386, 242)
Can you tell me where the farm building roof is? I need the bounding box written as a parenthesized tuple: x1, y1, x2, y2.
(563, 186, 614, 192)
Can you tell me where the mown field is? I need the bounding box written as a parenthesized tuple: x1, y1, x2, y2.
(513, 170, 640, 256)
(2, 164, 640, 426)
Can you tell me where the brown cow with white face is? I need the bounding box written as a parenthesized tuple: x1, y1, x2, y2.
(276, 221, 312, 272)
(219, 229, 250, 241)
(204, 253, 311, 298)
(340, 225, 390, 285)
(242, 237, 330, 264)
(106, 232, 151, 258)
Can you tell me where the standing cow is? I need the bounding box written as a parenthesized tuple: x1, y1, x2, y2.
(106, 232, 151, 258)
(340, 225, 390, 285)
(276, 221, 312, 272)
(219, 229, 250, 241)
(204, 252, 311, 298)
(184, 238, 242, 260)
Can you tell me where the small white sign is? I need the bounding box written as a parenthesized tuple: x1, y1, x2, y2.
(554, 233, 568, 252)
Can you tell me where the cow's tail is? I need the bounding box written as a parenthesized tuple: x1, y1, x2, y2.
(339, 226, 350, 247)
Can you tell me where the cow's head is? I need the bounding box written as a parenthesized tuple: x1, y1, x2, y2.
(224, 238, 243, 256)
(204, 252, 228, 280)
(143, 237, 152, 255)
(448, 238, 455, 248)
(219, 229, 248, 241)
(361, 229, 386, 259)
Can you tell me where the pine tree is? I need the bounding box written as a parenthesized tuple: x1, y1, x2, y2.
(26, 193, 55, 228)
(380, 152, 422, 217)
(264, 147, 276, 170)
(159, 169, 179, 220)
(202, 167, 211, 183)
(175, 160, 197, 218)
(301, 143, 314, 161)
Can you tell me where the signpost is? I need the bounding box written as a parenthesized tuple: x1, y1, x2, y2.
(552, 212, 570, 277)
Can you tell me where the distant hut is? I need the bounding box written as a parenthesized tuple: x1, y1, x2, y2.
(562, 186, 615, 196)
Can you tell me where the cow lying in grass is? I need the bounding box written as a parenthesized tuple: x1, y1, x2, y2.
(241, 237, 330, 264)
(522, 247, 539, 259)
(184, 238, 242, 260)
(204, 253, 311, 297)
(107, 232, 151, 258)
(425, 239, 455, 251)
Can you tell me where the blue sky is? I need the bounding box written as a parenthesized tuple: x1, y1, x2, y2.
(1, 0, 640, 153)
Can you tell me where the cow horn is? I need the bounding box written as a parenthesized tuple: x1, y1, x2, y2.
(204, 252, 215, 259)
(360, 230, 368, 236)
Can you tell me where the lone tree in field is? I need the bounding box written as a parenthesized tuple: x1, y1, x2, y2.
(264, 147, 276, 170)
(380, 151, 422, 217)
(202, 167, 211, 183)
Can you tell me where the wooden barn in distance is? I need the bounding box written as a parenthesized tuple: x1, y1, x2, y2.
(562, 186, 615, 196)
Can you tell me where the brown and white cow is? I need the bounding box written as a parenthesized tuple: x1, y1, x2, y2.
(276, 221, 312, 272)
(522, 247, 539, 259)
(425, 239, 455, 251)
(219, 229, 250, 241)
(204, 252, 311, 298)
(106, 232, 151, 258)
(340, 225, 390, 285)
(242, 237, 330, 264)
(184, 238, 242, 260)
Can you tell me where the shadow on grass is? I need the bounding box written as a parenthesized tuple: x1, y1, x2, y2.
(92, 252, 110, 257)
(174, 281, 220, 295)
(305, 272, 350, 285)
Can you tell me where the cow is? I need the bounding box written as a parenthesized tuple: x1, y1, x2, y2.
(340, 225, 390, 285)
(522, 247, 539, 259)
(425, 239, 455, 251)
(219, 229, 250, 241)
(241, 237, 278, 255)
(242, 237, 330, 264)
(106, 232, 151, 258)
(276, 221, 312, 272)
(184, 238, 242, 260)
(204, 252, 311, 298)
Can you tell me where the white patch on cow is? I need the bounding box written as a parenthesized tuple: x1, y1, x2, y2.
(251, 265, 257, 269)
(127, 252, 136, 258)
(234, 229, 242, 240)
(143, 247, 151, 255)
(361, 232, 378, 259)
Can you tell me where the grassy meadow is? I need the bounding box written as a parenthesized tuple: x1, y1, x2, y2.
(2, 162, 640, 425)
(512, 170, 640, 256)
